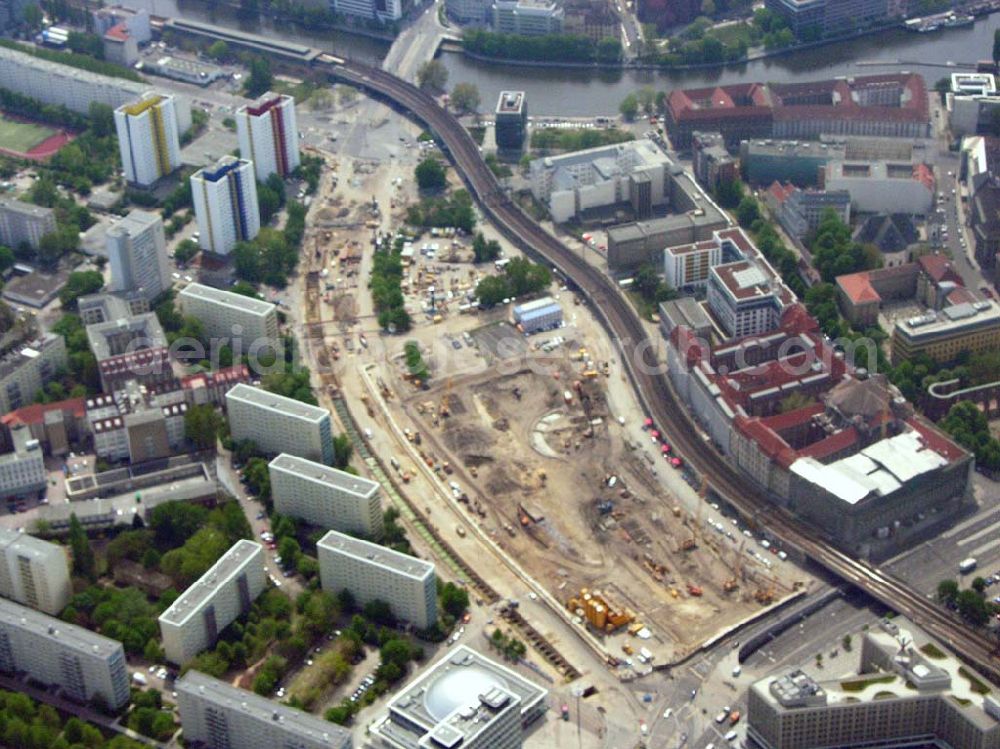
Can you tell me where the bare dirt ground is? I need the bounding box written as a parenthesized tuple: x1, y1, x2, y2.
(393, 348, 795, 662)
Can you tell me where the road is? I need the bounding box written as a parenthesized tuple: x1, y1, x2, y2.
(323, 56, 1000, 684)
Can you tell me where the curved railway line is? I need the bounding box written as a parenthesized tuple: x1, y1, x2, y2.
(329, 60, 1000, 680)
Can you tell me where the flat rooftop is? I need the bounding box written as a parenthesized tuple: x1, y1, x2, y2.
(269, 453, 379, 498)
(496, 90, 525, 114)
(317, 530, 434, 581)
(0, 596, 122, 657)
(225, 383, 328, 423)
(158, 539, 262, 626)
(180, 282, 276, 317)
(177, 670, 351, 746)
(0, 527, 61, 563)
(106, 209, 161, 239)
(375, 645, 548, 746)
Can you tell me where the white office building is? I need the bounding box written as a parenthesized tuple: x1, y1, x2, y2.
(492, 0, 563, 35)
(0, 527, 71, 615)
(0, 199, 55, 250)
(225, 383, 334, 465)
(269, 453, 383, 538)
(158, 540, 266, 665)
(664, 237, 724, 289)
(176, 670, 352, 749)
(191, 156, 260, 256)
(318, 530, 436, 630)
(106, 210, 169, 302)
(0, 597, 130, 709)
(530, 140, 672, 223)
(115, 93, 182, 187)
(371, 645, 548, 749)
(236, 92, 300, 182)
(0, 333, 67, 413)
(178, 283, 278, 355)
(0, 43, 147, 114)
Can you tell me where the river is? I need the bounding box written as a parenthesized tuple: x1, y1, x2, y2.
(119, 0, 1000, 115)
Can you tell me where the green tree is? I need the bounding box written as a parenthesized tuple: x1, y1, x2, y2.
(59, 271, 103, 309)
(68, 514, 96, 581)
(415, 158, 447, 191)
(207, 40, 230, 60)
(440, 582, 470, 618)
(184, 404, 221, 450)
(715, 178, 744, 209)
(472, 232, 501, 263)
(245, 56, 273, 98)
(619, 92, 639, 121)
(736, 195, 761, 227)
(937, 578, 960, 605)
(22, 3, 42, 30)
(332, 433, 353, 469)
(417, 60, 448, 93)
(475, 275, 511, 308)
(174, 239, 199, 265)
(973, 576, 988, 594)
(450, 82, 480, 115)
(957, 589, 990, 626)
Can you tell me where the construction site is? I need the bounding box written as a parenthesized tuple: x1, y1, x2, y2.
(382, 321, 803, 666)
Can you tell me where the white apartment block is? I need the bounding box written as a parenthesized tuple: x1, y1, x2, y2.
(664, 237, 723, 289)
(269, 453, 383, 538)
(0, 527, 71, 615)
(176, 670, 352, 749)
(107, 210, 169, 301)
(530, 140, 671, 223)
(707, 260, 787, 339)
(225, 383, 334, 465)
(158, 540, 266, 665)
(0, 427, 45, 500)
(0, 44, 146, 114)
(0, 597, 130, 709)
(191, 156, 260, 256)
(0, 333, 67, 413)
(178, 283, 279, 355)
(318, 530, 436, 630)
(236, 92, 300, 182)
(0, 199, 55, 250)
(115, 93, 183, 187)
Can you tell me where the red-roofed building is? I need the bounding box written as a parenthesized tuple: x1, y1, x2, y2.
(1, 398, 87, 457)
(103, 22, 138, 66)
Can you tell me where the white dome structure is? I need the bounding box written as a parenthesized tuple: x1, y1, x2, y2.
(423, 665, 509, 721)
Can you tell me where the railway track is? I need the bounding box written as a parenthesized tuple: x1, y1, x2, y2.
(328, 61, 1000, 681)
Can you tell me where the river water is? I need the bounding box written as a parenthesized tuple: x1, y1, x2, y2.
(121, 0, 1000, 115)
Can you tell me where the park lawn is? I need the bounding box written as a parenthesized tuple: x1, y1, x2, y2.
(0, 113, 55, 154)
(707, 21, 755, 47)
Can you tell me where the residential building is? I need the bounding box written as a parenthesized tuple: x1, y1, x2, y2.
(708, 259, 792, 339)
(512, 296, 562, 334)
(235, 92, 300, 182)
(159, 540, 266, 665)
(0, 397, 87, 458)
(92, 6, 152, 44)
(269, 453, 383, 538)
(530, 139, 673, 223)
(178, 283, 279, 356)
(691, 131, 737, 192)
(947, 72, 1000, 137)
(0, 596, 129, 709)
(331, 0, 405, 23)
(563, 0, 617, 42)
(176, 670, 352, 749)
(823, 160, 935, 215)
(492, 0, 563, 35)
(495, 91, 528, 151)
(115, 93, 182, 187)
(0, 528, 70, 615)
(971, 181, 1000, 277)
(748, 617, 1000, 749)
(0, 333, 66, 413)
(765, 0, 891, 38)
(0, 198, 56, 250)
(176, 670, 351, 749)
(446, 0, 491, 24)
(225, 383, 334, 465)
(86, 380, 188, 463)
(892, 300, 1000, 365)
(666, 74, 929, 150)
(106, 210, 169, 301)
(763, 181, 851, 239)
(0, 43, 147, 115)
(371, 645, 548, 749)
(663, 236, 723, 289)
(191, 156, 260, 256)
(318, 530, 436, 630)
(103, 23, 139, 66)
(85, 308, 171, 393)
(0, 426, 45, 500)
